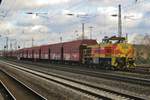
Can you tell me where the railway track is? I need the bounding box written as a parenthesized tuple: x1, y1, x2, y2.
(7, 59, 150, 87)
(128, 66, 150, 74)
(3, 58, 150, 78)
(0, 60, 145, 100)
(4, 58, 150, 74)
(0, 81, 14, 100)
(0, 69, 47, 100)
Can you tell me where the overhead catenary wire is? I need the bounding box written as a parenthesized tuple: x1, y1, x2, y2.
(0, 0, 17, 18)
(122, 0, 149, 12)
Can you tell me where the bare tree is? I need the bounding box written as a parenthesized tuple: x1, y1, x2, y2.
(143, 33, 150, 46)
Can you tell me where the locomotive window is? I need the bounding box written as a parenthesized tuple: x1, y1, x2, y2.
(108, 40, 125, 44)
(109, 40, 119, 44)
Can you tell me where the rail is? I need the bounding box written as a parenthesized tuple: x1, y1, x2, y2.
(0, 60, 145, 100)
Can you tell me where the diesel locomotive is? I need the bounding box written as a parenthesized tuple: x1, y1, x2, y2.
(83, 36, 135, 69)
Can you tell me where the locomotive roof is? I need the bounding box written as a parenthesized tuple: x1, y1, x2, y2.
(104, 36, 126, 41)
(109, 37, 125, 40)
(63, 39, 97, 45)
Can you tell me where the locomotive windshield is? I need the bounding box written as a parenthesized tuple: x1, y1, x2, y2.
(102, 36, 126, 44)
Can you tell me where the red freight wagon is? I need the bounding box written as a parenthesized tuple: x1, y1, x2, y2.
(8, 51, 13, 57)
(40, 45, 50, 60)
(12, 51, 17, 57)
(6, 51, 11, 57)
(21, 49, 25, 58)
(32, 46, 41, 59)
(27, 48, 33, 59)
(63, 41, 80, 61)
(50, 43, 63, 60)
(23, 48, 28, 59)
(18, 49, 24, 58)
(63, 39, 97, 62)
(17, 49, 21, 58)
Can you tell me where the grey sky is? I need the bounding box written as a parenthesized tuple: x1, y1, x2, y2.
(0, 0, 149, 49)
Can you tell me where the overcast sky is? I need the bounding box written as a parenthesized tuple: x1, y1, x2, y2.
(0, 0, 149, 49)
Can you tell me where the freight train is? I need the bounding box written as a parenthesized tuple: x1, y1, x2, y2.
(5, 36, 135, 70)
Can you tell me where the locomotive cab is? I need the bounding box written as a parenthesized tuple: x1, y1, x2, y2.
(102, 36, 126, 44)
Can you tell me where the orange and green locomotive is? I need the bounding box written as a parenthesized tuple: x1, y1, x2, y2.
(83, 36, 135, 70)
